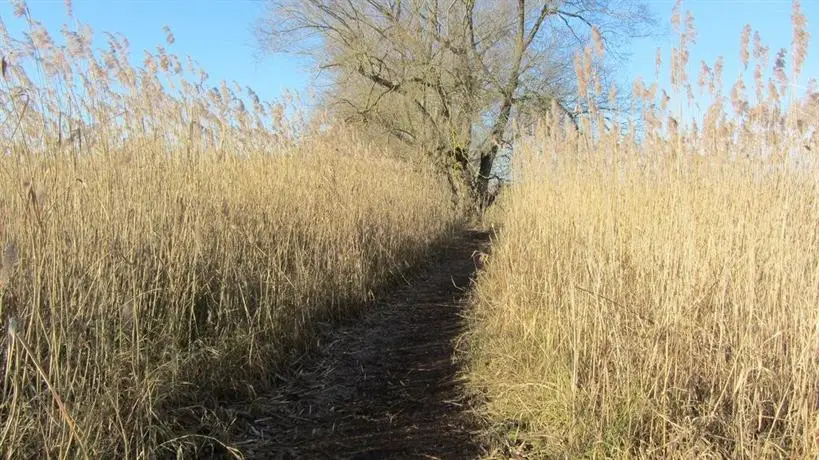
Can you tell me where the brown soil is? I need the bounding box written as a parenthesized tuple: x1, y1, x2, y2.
(225, 230, 490, 459)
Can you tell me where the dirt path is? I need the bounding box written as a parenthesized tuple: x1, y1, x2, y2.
(226, 230, 490, 459)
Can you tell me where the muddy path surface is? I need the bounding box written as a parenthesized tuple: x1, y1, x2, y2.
(225, 230, 491, 459)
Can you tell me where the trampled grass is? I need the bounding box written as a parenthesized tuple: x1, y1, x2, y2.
(464, 2, 819, 458)
(0, 4, 457, 457)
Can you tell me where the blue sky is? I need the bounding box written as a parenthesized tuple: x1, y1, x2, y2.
(1, 0, 817, 107)
(627, 1, 819, 107)
(0, 0, 313, 102)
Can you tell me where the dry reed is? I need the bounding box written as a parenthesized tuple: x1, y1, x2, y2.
(0, 3, 457, 457)
(464, 1, 819, 458)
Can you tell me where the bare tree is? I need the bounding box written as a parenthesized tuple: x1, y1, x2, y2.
(259, 0, 653, 206)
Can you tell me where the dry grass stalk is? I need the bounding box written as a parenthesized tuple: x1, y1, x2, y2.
(0, 6, 458, 458)
(464, 1, 819, 458)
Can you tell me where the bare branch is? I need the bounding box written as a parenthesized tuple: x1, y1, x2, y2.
(258, 0, 655, 202)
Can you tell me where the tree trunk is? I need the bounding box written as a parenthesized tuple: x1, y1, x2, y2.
(475, 151, 495, 209)
(440, 146, 474, 209)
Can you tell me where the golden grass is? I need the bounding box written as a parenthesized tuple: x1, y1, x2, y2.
(467, 152, 819, 458)
(0, 145, 455, 458)
(464, 2, 819, 458)
(0, 5, 457, 457)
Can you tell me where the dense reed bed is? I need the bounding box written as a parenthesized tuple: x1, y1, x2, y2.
(0, 3, 456, 457)
(464, 1, 819, 457)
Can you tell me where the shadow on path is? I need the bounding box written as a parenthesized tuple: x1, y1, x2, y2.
(227, 230, 490, 459)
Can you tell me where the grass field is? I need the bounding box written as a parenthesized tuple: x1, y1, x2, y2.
(463, 3, 819, 458)
(2, 1, 818, 458)
(0, 7, 457, 457)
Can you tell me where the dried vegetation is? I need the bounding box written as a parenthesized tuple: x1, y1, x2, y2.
(465, 1, 819, 458)
(0, 2, 456, 457)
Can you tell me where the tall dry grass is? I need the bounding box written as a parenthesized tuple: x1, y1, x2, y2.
(464, 1, 819, 458)
(0, 3, 457, 457)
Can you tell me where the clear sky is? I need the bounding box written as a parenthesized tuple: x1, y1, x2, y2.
(626, 1, 819, 104)
(0, 0, 313, 103)
(1, 0, 817, 108)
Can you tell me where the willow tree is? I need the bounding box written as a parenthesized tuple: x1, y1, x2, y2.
(259, 0, 652, 206)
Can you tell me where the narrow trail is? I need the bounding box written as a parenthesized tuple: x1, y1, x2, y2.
(227, 230, 490, 459)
